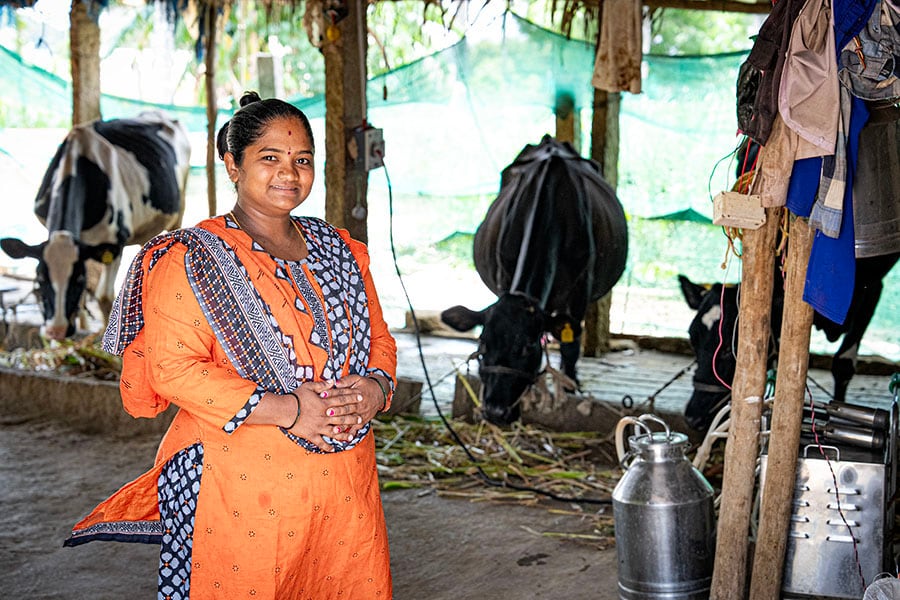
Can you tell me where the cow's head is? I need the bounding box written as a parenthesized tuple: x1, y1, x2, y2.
(1, 232, 118, 340)
(678, 275, 739, 432)
(441, 293, 548, 425)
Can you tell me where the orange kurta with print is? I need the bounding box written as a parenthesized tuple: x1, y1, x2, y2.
(70, 217, 396, 599)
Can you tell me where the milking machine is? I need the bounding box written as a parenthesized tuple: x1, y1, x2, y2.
(611, 378, 900, 600)
(613, 414, 716, 600)
(758, 379, 899, 599)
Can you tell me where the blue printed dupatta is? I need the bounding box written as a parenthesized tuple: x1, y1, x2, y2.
(102, 215, 375, 452)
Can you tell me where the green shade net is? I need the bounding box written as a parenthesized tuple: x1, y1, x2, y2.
(6, 10, 897, 359)
(0, 11, 747, 221)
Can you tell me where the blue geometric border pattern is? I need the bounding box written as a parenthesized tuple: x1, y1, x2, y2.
(298, 217, 371, 379)
(157, 442, 203, 600)
(102, 226, 297, 396)
(64, 520, 163, 547)
(184, 226, 296, 393)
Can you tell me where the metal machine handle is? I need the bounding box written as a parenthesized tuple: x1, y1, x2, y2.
(826, 401, 890, 431)
(803, 444, 840, 461)
(801, 422, 886, 450)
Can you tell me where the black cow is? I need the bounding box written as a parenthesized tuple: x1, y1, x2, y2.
(1, 112, 190, 339)
(441, 135, 628, 425)
(679, 248, 898, 431)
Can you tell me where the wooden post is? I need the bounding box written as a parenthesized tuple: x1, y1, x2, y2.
(323, 0, 369, 243)
(69, 0, 101, 126)
(69, 0, 102, 312)
(710, 206, 781, 599)
(584, 87, 620, 356)
(749, 215, 815, 599)
(555, 90, 580, 151)
(203, 4, 218, 217)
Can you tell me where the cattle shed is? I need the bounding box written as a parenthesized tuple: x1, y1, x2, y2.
(2, 1, 900, 599)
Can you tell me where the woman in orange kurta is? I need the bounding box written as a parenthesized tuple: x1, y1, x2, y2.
(66, 92, 397, 599)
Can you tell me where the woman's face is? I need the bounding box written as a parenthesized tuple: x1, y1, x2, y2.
(224, 116, 315, 216)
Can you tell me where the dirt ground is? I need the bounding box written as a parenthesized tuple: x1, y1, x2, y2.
(0, 415, 620, 600)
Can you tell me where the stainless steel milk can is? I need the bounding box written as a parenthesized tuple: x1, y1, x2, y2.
(613, 414, 716, 600)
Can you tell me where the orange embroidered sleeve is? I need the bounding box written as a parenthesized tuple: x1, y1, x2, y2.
(140, 244, 261, 429)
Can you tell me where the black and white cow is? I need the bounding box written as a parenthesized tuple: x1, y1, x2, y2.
(441, 135, 629, 425)
(679, 249, 898, 431)
(1, 112, 190, 339)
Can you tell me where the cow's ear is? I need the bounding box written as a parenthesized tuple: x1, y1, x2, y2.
(0, 238, 42, 260)
(82, 243, 120, 265)
(440, 305, 485, 332)
(678, 274, 708, 310)
(547, 314, 581, 344)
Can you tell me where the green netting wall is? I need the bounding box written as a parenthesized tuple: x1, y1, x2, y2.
(1, 11, 898, 361)
(1, 13, 746, 218)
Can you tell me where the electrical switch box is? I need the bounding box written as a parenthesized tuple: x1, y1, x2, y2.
(712, 190, 765, 229)
(350, 126, 385, 171)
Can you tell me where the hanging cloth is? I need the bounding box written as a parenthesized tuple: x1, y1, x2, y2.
(591, 0, 642, 94)
(778, 0, 840, 155)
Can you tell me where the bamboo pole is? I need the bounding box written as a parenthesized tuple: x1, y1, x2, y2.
(710, 206, 781, 599)
(749, 215, 815, 599)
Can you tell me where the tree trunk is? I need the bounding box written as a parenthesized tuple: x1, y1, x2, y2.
(204, 4, 218, 218)
(323, 0, 368, 243)
(710, 206, 782, 599)
(69, 0, 101, 126)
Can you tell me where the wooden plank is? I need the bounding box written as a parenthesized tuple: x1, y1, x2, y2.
(710, 206, 781, 598)
(749, 216, 815, 598)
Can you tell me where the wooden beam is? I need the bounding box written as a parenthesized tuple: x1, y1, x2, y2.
(645, 0, 771, 13)
(710, 206, 781, 599)
(749, 215, 815, 599)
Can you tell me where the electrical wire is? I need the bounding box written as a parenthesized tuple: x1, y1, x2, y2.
(377, 152, 611, 505)
(806, 384, 867, 592)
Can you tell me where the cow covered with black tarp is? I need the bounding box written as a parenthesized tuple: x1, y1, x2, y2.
(441, 135, 628, 425)
(1, 112, 190, 339)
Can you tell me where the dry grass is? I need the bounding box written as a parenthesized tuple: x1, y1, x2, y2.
(373, 415, 622, 546)
(0, 334, 121, 380)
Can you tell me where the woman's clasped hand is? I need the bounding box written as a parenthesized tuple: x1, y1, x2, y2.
(289, 375, 389, 450)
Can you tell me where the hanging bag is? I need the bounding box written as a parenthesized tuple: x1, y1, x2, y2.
(839, 0, 900, 101)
